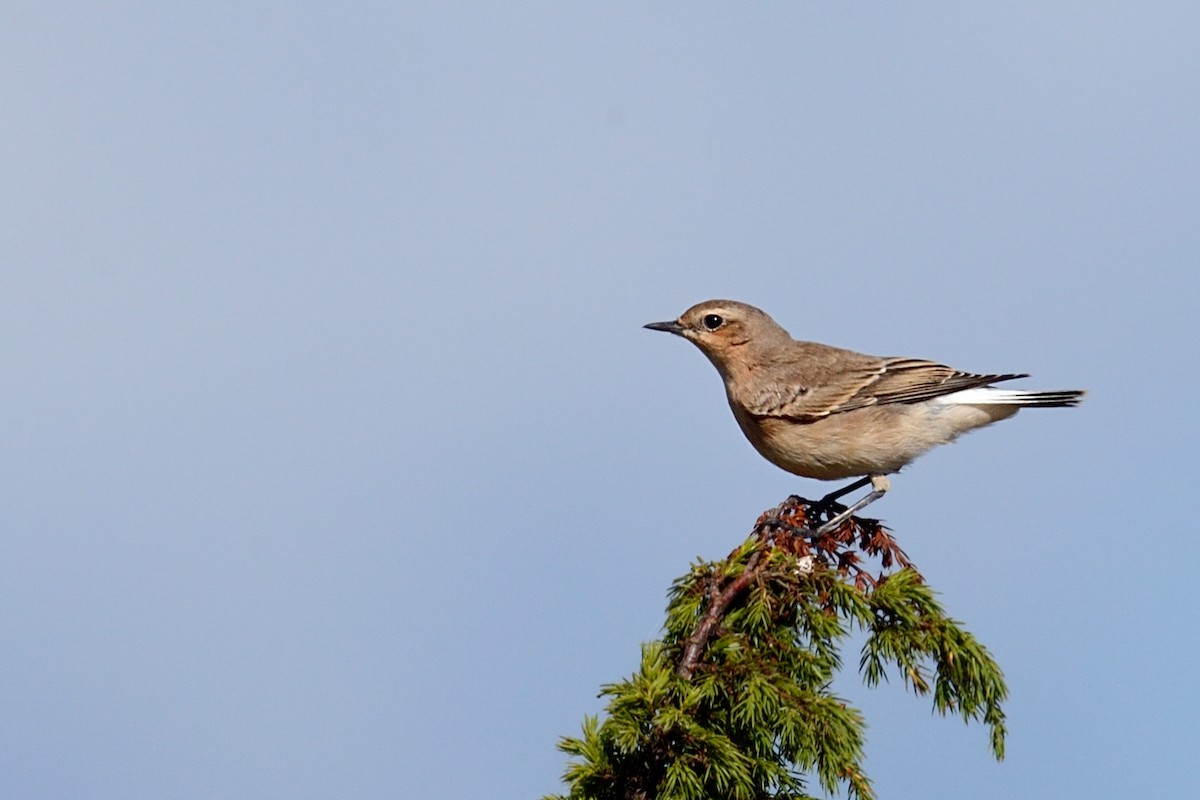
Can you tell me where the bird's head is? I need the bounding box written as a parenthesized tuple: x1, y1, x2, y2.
(644, 300, 791, 372)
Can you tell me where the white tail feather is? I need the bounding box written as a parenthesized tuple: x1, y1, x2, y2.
(938, 387, 1084, 407)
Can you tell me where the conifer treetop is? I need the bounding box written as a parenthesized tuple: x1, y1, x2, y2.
(548, 496, 1009, 800)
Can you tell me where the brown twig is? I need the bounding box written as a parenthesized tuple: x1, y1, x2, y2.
(676, 549, 764, 679)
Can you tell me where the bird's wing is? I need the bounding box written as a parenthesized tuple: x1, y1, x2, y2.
(738, 352, 886, 419)
(742, 354, 1026, 420)
(845, 359, 1027, 409)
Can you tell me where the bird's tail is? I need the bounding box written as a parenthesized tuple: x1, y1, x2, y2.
(940, 387, 1085, 408)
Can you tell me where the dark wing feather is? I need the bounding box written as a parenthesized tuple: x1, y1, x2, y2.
(739, 352, 1027, 420)
(837, 358, 1027, 411)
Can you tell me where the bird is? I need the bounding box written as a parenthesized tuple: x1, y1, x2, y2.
(644, 299, 1084, 532)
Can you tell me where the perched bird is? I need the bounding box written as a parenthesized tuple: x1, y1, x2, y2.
(644, 299, 1084, 531)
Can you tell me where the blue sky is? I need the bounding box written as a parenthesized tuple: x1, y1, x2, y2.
(2, 3, 1197, 797)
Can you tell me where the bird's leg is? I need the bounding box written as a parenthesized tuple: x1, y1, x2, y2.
(812, 475, 890, 535)
(816, 476, 872, 507)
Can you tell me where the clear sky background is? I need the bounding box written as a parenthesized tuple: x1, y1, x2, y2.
(2, 3, 1196, 798)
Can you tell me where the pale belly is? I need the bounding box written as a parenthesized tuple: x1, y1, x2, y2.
(730, 403, 1014, 480)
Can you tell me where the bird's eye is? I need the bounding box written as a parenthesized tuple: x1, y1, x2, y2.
(702, 314, 724, 331)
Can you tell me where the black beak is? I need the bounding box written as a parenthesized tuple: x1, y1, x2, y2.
(644, 320, 685, 336)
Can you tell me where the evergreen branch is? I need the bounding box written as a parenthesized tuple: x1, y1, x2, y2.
(548, 496, 1009, 800)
